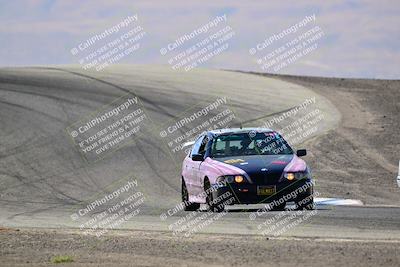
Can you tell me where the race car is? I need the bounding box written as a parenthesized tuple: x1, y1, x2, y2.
(181, 128, 314, 212)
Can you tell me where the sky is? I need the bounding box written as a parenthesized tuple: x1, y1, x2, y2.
(0, 0, 399, 79)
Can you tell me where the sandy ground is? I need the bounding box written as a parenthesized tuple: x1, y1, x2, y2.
(1, 228, 399, 267)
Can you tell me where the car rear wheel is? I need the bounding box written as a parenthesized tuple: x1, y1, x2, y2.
(204, 179, 224, 212)
(182, 178, 200, 211)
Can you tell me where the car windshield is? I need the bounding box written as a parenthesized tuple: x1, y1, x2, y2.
(210, 132, 293, 158)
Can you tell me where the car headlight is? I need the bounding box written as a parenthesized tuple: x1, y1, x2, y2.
(216, 175, 245, 184)
(284, 172, 308, 181)
(285, 173, 295, 181)
(234, 175, 244, 183)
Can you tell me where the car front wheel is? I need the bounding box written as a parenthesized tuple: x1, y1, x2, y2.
(182, 178, 200, 211)
(295, 191, 314, 210)
(270, 201, 286, 211)
(204, 179, 224, 212)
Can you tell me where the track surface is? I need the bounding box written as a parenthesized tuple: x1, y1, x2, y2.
(0, 65, 399, 266)
(0, 65, 339, 224)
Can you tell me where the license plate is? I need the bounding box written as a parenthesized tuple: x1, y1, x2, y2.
(257, 186, 276, 195)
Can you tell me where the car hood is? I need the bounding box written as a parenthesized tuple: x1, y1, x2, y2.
(213, 154, 293, 173)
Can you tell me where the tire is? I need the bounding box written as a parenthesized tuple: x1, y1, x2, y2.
(181, 178, 200, 211)
(295, 190, 315, 210)
(270, 201, 286, 211)
(204, 179, 224, 212)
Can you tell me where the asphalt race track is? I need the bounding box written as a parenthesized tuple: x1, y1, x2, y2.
(0, 65, 399, 265)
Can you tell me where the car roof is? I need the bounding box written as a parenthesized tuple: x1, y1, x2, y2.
(208, 128, 275, 136)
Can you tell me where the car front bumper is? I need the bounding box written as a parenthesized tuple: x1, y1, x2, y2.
(211, 179, 313, 205)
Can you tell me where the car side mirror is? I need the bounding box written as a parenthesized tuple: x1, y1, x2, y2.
(296, 149, 307, 157)
(192, 154, 204, 161)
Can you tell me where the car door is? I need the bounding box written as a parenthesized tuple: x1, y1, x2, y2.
(185, 135, 205, 196)
(193, 136, 208, 195)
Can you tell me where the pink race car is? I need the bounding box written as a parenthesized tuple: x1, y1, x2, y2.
(181, 128, 314, 212)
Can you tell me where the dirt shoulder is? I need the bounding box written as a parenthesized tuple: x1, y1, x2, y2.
(1, 228, 399, 267)
(269, 74, 400, 205)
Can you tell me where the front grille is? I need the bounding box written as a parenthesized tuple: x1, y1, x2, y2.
(250, 172, 281, 184)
